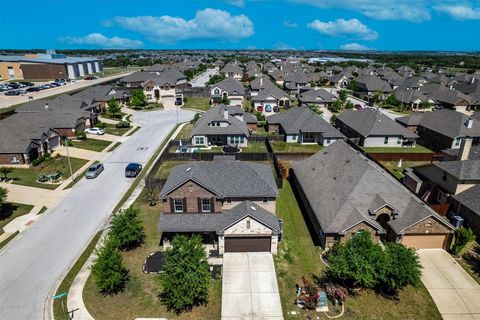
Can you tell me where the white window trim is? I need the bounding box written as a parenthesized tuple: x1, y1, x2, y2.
(174, 199, 183, 213)
(201, 198, 211, 212)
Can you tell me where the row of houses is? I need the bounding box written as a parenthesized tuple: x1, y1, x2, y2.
(0, 85, 129, 165)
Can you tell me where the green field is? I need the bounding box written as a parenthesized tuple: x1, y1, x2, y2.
(71, 138, 112, 152)
(182, 97, 211, 111)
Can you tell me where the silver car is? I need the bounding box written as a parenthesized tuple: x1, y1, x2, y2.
(85, 163, 104, 179)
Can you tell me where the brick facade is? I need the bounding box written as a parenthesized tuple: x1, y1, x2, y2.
(162, 180, 222, 213)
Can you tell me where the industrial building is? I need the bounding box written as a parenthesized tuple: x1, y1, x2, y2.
(0, 50, 102, 80)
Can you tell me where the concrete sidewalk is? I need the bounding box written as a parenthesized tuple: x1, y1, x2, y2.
(419, 249, 480, 320)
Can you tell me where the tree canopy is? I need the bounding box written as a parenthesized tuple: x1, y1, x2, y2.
(109, 206, 145, 251)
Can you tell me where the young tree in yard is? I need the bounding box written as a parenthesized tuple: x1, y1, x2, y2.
(0, 167, 13, 181)
(130, 89, 146, 108)
(0, 187, 7, 207)
(221, 95, 230, 105)
(327, 230, 386, 289)
(330, 99, 343, 113)
(107, 98, 121, 119)
(109, 206, 145, 250)
(91, 237, 129, 295)
(160, 235, 210, 313)
(144, 177, 162, 206)
(338, 90, 348, 102)
(346, 80, 357, 92)
(308, 105, 323, 115)
(344, 100, 354, 109)
(419, 101, 432, 109)
(382, 243, 422, 292)
(385, 95, 401, 107)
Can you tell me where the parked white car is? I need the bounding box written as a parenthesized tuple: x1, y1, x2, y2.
(84, 127, 105, 135)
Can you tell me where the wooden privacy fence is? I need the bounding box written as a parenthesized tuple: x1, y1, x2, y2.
(366, 152, 443, 162)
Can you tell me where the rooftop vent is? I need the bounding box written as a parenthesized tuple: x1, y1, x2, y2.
(45, 103, 49, 110)
(186, 167, 191, 172)
(250, 206, 256, 211)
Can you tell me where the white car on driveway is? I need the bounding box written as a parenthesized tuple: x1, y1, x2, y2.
(84, 127, 105, 135)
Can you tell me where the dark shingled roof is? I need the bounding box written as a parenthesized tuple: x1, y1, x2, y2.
(73, 85, 130, 102)
(453, 184, 480, 215)
(291, 140, 453, 234)
(299, 88, 337, 104)
(158, 200, 281, 234)
(417, 110, 480, 139)
(266, 106, 344, 138)
(191, 104, 250, 136)
(355, 75, 392, 93)
(160, 160, 278, 198)
(435, 160, 480, 180)
(337, 108, 418, 138)
(211, 77, 245, 95)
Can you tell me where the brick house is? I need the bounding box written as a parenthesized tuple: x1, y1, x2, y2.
(290, 140, 454, 249)
(158, 160, 281, 254)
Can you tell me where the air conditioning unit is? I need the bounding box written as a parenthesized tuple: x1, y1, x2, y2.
(452, 215, 464, 228)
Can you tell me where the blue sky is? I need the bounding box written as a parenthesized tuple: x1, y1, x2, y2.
(0, 0, 479, 51)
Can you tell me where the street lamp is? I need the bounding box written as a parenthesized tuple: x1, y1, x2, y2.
(62, 137, 74, 182)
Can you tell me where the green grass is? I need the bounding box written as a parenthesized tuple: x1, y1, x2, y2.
(0, 231, 19, 250)
(154, 161, 190, 180)
(106, 142, 122, 152)
(0, 203, 34, 234)
(9, 156, 88, 190)
(71, 138, 112, 152)
(182, 97, 211, 111)
(37, 206, 48, 215)
(274, 181, 442, 320)
(83, 160, 221, 320)
(102, 66, 141, 76)
(456, 241, 480, 285)
(102, 112, 127, 120)
(254, 126, 276, 136)
(176, 123, 194, 139)
(64, 161, 100, 189)
(270, 141, 323, 153)
(242, 141, 268, 152)
(53, 231, 103, 320)
(363, 144, 433, 153)
(104, 124, 131, 136)
(127, 126, 141, 136)
(380, 161, 431, 180)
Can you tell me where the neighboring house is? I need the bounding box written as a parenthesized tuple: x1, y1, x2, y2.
(249, 76, 275, 96)
(392, 88, 435, 109)
(328, 73, 349, 87)
(355, 75, 393, 98)
(397, 109, 480, 151)
(451, 184, 480, 237)
(73, 85, 130, 110)
(120, 71, 155, 88)
(298, 88, 337, 109)
(191, 104, 252, 147)
(336, 108, 418, 147)
(266, 107, 344, 146)
(395, 112, 427, 133)
(220, 62, 243, 80)
(142, 69, 188, 105)
(158, 160, 281, 254)
(290, 140, 455, 249)
(284, 71, 310, 95)
(120, 69, 187, 89)
(251, 85, 290, 115)
(430, 88, 472, 113)
(210, 77, 245, 107)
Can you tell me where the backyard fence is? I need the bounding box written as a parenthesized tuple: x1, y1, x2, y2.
(179, 87, 210, 98)
(366, 152, 443, 162)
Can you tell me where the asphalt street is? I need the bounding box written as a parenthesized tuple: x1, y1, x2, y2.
(189, 68, 218, 87)
(0, 110, 194, 320)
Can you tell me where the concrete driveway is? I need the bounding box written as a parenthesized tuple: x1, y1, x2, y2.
(222, 252, 283, 320)
(0, 110, 195, 320)
(418, 249, 480, 320)
(190, 68, 218, 87)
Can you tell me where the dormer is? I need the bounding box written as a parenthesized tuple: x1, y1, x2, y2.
(368, 195, 399, 221)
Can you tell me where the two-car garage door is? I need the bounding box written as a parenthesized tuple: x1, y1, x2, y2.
(402, 234, 448, 250)
(225, 237, 271, 252)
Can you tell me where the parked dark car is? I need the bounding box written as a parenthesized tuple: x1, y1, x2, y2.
(85, 76, 97, 80)
(7, 83, 19, 89)
(19, 81, 34, 87)
(5, 90, 21, 96)
(125, 163, 142, 178)
(26, 86, 41, 92)
(355, 104, 362, 110)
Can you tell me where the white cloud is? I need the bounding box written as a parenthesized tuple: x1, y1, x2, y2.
(292, 0, 432, 22)
(113, 9, 254, 44)
(283, 20, 298, 28)
(274, 41, 296, 50)
(340, 43, 372, 51)
(226, 0, 245, 7)
(58, 33, 143, 48)
(434, 5, 480, 20)
(307, 18, 378, 40)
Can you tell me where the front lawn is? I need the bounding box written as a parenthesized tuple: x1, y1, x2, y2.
(274, 181, 442, 319)
(176, 123, 194, 140)
(182, 97, 211, 111)
(102, 111, 127, 120)
(0, 202, 34, 234)
(270, 141, 323, 153)
(104, 124, 131, 136)
(9, 156, 88, 189)
(153, 161, 191, 180)
(380, 161, 431, 180)
(83, 176, 221, 320)
(363, 145, 433, 153)
(71, 138, 112, 152)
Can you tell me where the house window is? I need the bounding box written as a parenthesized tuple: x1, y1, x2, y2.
(214, 88, 220, 95)
(174, 199, 183, 213)
(292, 134, 298, 141)
(263, 197, 268, 203)
(226, 197, 232, 203)
(194, 136, 204, 145)
(397, 137, 402, 144)
(240, 136, 245, 143)
(246, 219, 251, 229)
(201, 198, 211, 212)
(442, 171, 448, 182)
(326, 138, 331, 144)
(384, 137, 389, 144)
(455, 139, 461, 147)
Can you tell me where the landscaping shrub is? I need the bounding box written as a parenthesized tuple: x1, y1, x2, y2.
(109, 206, 145, 251)
(115, 121, 131, 129)
(382, 243, 422, 292)
(96, 122, 107, 129)
(190, 113, 201, 124)
(32, 159, 42, 167)
(452, 227, 476, 255)
(160, 235, 210, 313)
(0, 187, 7, 207)
(257, 120, 266, 128)
(76, 131, 87, 140)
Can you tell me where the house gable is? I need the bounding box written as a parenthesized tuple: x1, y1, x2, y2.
(223, 216, 273, 236)
(402, 215, 453, 235)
